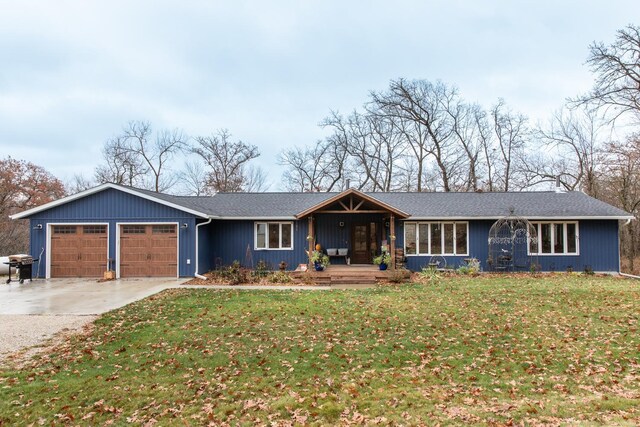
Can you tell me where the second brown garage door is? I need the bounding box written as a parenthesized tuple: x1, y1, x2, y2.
(120, 224, 178, 277)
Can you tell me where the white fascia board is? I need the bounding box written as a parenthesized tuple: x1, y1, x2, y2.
(10, 183, 210, 219)
(403, 215, 635, 221)
(216, 216, 297, 221)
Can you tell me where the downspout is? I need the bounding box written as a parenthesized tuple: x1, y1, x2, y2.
(195, 217, 213, 279)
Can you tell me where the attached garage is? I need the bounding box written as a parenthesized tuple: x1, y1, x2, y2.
(118, 224, 178, 277)
(49, 224, 108, 277)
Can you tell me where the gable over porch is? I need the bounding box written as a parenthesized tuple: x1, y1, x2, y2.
(296, 189, 409, 268)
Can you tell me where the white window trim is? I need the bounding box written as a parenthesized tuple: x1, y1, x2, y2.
(404, 221, 469, 257)
(529, 221, 580, 256)
(254, 221, 294, 250)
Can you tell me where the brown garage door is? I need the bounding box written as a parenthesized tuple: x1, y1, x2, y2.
(50, 225, 108, 277)
(120, 224, 177, 277)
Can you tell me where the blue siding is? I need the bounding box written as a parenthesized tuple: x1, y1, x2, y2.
(533, 220, 619, 273)
(400, 219, 620, 273)
(401, 220, 493, 272)
(315, 213, 386, 265)
(24, 188, 623, 276)
(27, 188, 201, 277)
(204, 220, 310, 271)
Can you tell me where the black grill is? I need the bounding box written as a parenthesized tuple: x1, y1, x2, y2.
(5, 254, 34, 284)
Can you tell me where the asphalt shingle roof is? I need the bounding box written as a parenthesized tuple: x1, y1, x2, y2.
(138, 188, 632, 219)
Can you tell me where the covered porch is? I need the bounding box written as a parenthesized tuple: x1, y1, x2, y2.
(296, 189, 409, 269)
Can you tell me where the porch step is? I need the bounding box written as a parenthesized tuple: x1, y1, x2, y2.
(291, 266, 386, 286)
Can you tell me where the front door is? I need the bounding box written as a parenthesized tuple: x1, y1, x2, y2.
(351, 222, 378, 264)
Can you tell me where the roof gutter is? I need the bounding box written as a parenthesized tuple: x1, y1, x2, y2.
(194, 217, 213, 280)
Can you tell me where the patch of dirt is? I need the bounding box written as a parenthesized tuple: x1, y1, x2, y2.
(0, 315, 97, 369)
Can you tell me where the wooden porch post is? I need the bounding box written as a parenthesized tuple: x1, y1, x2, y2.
(308, 215, 314, 267)
(390, 214, 396, 270)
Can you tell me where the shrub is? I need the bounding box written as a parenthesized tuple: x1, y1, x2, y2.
(389, 268, 410, 283)
(269, 271, 292, 284)
(457, 258, 481, 275)
(310, 250, 330, 268)
(373, 252, 391, 265)
(419, 265, 441, 284)
(222, 260, 248, 285)
(253, 260, 271, 278)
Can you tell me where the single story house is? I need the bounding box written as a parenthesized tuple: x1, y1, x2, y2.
(10, 183, 633, 278)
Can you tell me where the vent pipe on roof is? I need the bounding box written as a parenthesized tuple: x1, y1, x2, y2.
(555, 176, 564, 193)
(345, 179, 351, 190)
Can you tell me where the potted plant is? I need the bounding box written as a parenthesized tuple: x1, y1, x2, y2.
(373, 252, 392, 270)
(310, 250, 330, 271)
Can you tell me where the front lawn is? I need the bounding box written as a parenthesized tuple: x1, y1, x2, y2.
(1, 275, 639, 425)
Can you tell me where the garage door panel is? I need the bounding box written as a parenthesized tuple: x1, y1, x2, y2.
(51, 225, 107, 278)
(120, 224, 177, 277)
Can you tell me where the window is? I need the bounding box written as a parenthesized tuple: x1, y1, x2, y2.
(83, 225, 106, 234)
(530, 222, 579, 255)
(53, 225, 76, 234)
(152, 225, 176, 234)
(123, 225, 145, 234)
(404, 222, 469, 256)
(255, 222, 293, 250)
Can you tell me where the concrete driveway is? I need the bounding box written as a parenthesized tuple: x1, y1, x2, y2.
(0, 277, 188, 315)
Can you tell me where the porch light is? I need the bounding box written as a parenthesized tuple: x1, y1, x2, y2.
(181, 223, 188, 229)
(33, 224, 43, 230)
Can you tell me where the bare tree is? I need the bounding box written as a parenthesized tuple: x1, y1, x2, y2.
(66, 173, 95, 194)
(445, 101, 483, 191)
(178, 160, 214, 196)
(95, 121, 186, 192)
(491, 99, 528, 191)
(192, 129, 260, 192)
(526, 107, 605, 195)
(601, 135, 640, 273)
(280, 141, 341, 192)
(244, 165, 270, 192)
(575, 24, 640, 125)
(371, 79, 457, 191)
(121, 121, 187, 192)
(95, 135, 148, 187)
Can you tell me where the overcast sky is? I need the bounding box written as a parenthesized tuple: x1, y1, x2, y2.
(0, 1, 636, 191)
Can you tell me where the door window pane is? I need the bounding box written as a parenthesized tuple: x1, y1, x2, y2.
(567, 223, 577, 253)
(455, 223, 467, 255)
(430, 223, 442, 254)
(281, 223, 292, 248)
(354, 225, 367, 251)
(405, 223, 416, 255)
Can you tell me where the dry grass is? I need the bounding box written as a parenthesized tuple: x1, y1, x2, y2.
(1, 275, 638, 425)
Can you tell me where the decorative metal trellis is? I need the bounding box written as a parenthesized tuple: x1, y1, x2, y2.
(488, 209, 539, 272)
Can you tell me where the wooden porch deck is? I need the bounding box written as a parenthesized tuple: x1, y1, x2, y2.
(292, 264, 402, 285)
